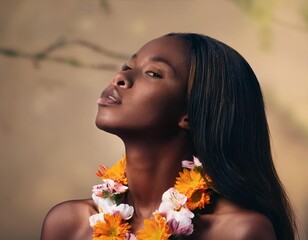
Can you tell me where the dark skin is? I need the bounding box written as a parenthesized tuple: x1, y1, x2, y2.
(41, 37, 276, 240)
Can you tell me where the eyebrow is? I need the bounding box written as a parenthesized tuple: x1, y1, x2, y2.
(131, 54, 177, 74)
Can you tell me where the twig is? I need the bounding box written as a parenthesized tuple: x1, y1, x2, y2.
(69, 39, 129, 60)
(0, 37, 130, 71)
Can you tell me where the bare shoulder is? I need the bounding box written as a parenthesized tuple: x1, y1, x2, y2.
(41, 199, 97, 240)
(223, 211, 276, 240)
(194, 198, 276, 240)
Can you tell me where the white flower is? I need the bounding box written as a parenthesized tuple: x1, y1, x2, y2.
(89, 212, 105, 227)
(114, 203, 134, 220)
(91, 193, 101, 206)
(159, 188, 188, 214)
(98, 197, 116, 212)
(158, 188, 194, 235)
(92, 191, 117, 206)
(166, 206, 194, 221)
(98, 198, 134, 220)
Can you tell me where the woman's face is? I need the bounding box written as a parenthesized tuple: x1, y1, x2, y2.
(95, 36, 190, 136)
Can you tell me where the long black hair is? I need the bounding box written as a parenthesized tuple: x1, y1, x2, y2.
(165, 33, 297, 239)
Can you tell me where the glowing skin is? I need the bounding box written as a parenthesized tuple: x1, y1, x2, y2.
(41, 36, 276, 240)
(95, 37, 190, 138)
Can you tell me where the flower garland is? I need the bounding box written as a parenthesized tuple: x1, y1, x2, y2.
(89, 156, 213, 239)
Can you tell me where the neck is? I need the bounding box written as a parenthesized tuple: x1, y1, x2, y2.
(122, 130, 193, 219)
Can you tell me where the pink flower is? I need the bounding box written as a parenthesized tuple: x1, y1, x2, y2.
(182, 156, 202, 169)
(165, 207, 194, 235)
(168, 217, 194, 235)
(182, 160, 195, 169)
(92, 184, 104, 196)
(158, 188, 194, 235)
(92, 179, 128, 198)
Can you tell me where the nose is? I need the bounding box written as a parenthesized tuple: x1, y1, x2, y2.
(112, 73, 132, 89)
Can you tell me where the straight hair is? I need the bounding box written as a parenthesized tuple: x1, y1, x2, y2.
(165, 33, 297, 240)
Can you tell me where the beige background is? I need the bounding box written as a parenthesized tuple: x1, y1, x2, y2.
(0, 0, 307, 239)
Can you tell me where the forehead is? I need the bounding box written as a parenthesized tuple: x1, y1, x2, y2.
(133, 37, 190, 72)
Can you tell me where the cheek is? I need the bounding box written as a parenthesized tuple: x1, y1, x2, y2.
(130, 86, 185, 125)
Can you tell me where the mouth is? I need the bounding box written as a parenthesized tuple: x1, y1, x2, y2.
(97, 86, 122, 106)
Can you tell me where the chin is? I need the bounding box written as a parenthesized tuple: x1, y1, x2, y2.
(95, 117, 110, 131)
(95, 117, 120, 136)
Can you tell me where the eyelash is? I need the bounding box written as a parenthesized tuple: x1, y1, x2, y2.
(121, 64, 162, 79)
(121, 64, 131, 71)
(146, 71, 162, 79)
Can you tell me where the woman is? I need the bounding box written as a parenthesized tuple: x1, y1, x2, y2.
(41, 33, 297, 239)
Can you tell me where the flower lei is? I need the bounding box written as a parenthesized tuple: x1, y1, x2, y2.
(89, 156, 213, 239)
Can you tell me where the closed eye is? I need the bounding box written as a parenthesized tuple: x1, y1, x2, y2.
(121, 64, 131, 71)
(146, 71, 162, 79)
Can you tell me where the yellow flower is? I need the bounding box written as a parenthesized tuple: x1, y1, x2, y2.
(96, 156, 127, 185)
(186, 189, 211, 210)
(175, 169, 208, 196)
(93, 213, 131, 239)
(137, 214, 171, 240)
(175, 168, 209, 210)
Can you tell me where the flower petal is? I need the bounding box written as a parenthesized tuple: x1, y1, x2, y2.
(167, 218, 194, 235)
(193, 156, 202, 167)
(98, 197, 117, 213)
(89, 212, 105, 227)
(125, 233, 137, 240)
(182, 160, 195, 169)
(166, 208, 194, 222)
(92, 193, 101, 206)
(115, 203, 134, 220)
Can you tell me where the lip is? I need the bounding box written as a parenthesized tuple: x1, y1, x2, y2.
(97, 86, 122, 106)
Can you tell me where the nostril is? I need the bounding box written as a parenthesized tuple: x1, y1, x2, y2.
(117, 80, 126, 86)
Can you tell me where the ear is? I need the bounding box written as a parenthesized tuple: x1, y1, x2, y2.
(178, 114, 190, 130)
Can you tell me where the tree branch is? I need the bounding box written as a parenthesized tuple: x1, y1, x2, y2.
(0, 37, 130, 71)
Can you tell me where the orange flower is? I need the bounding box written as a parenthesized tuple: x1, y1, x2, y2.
(186, 189, 211, 210)
(175, 168, 210, 211)
(137, 214, 171, 240)
(96, 156, 127, 185)
(175, 169, 208, 197)
(93, 213, 131, 239)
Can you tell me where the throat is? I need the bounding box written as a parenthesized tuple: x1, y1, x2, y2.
(125, 187, 164, 218)
(127, 211, 152, 234)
